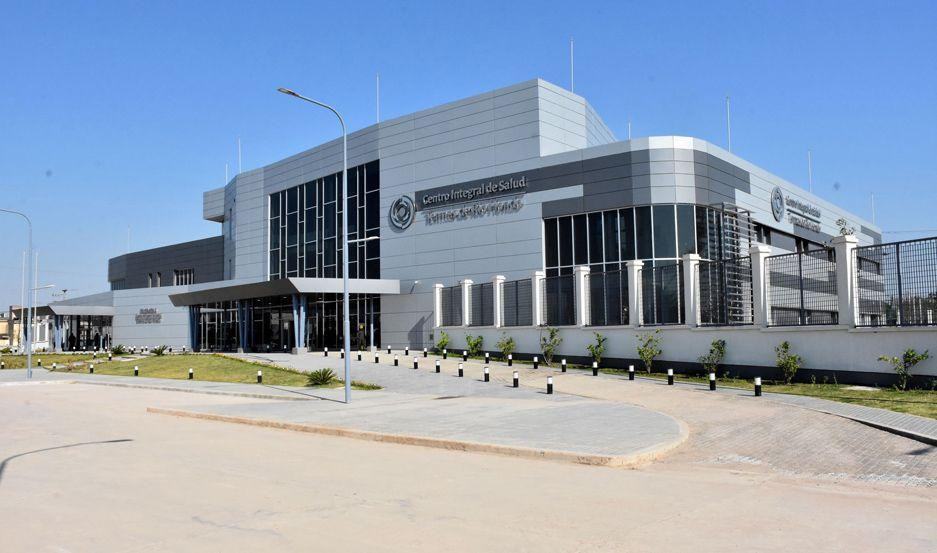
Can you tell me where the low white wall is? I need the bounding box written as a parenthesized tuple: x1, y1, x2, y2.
(436, 325, 937, 378)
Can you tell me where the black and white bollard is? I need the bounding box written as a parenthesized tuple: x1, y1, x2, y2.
(561, 359, 567, 372)
(667, 369, 674, 385)
(1, 361, 4, 369)
(89, 363, 94, 374)
(394, 355, 399, 367)
(484, 366, 489, 382)
(134, 365, 139, 376)
(443, 349, 448, 360)
(458, 363, 464, 377)
(357, 351, 362, 361)
(513, 371, 519, 388)
(37, 359, 42, 367)
(423, 347, 427, 358)
(484, 352, 490, 364)
(52, 362, 57, 370)
(435, 360, 441, 373)
(709, 372, 716, 391)
(324, 347, 329, 357)
(628, 365, 635, 380)
(257, 370, 262, 384)
(374, 353, 379, 364)
(547, 376, 554, 395)
(182, 345, 187, 353)
(592, 361, 599, 376)
(169, 347, 173, 354)
(188, 368, 194, 380)
(507, 354, 513, 367)
(754, 377, 762, 397)
(405, 346, 409, 356)
(108, 352, 113, 361)
(387, 345, 392, 354)
(533, 356, 539, 370)
(462, 350, 467, 362)
(340, 349, 345, 359)
(413, 357, 418, 370)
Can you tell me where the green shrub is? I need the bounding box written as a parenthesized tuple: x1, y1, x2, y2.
(698, 339, 726, 375)
(349, 380, 382, 390)
(111, 344, 128, 356)
(879, 349, 930, 391)
(495, 333, 516, 361)
(466, 335, 484, 357)
(0, 347, 11, 354)
(435, 331, 450, 353)
(636, 330, 662, 373)
(540, 327, 562, 366)
(586, 332, 607, 365)
(152, 345, 168, 356)
(307, 368, 336, 386)
(775, 341, 802, 384)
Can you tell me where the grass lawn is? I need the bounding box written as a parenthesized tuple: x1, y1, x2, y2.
(597, 368, 937, 419)
(0, 353, 97, 369)
(49, 353, 380, 390)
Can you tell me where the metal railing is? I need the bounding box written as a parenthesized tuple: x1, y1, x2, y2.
(587, 269, 629, 326)
(640, 263, 684, 325)
(469, 282, 494, 327)
(501, 279, 533, 327)
(854, 236, 937, 327)
(540, 274, 576, 326)
(440, 285, 462, 327)
(698, 257, 754, 326)
(766, 248, 838, 326)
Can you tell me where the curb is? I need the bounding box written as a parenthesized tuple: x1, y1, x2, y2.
(147, 407, 689, 468)
(69, 380, 314, 401)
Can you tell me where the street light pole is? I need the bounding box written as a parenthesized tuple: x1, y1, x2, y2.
(277, 87, 352, 403)
(0, 208, 33, 379)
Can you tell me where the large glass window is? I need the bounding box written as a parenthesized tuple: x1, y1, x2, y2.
(652, 205, 676, 258)
(268, 160, 380, 280)
(558, 216, 573, 267)
(635, 206, 653, 259)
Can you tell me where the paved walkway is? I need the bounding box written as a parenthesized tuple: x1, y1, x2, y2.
(0, 366, 685, 466)
(243, 351, 937, 487)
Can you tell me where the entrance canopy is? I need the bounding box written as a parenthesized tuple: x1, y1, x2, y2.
(168, 277, 401, 307)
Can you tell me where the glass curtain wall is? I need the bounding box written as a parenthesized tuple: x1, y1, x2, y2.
(62, 315, 113, 351)
(269, 160, 381, 280)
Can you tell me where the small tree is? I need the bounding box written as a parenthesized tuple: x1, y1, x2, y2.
(495, 333, 516, 361)
(435, 331, 450, 353)
(636, 330, 662, 374)
(775, 341, 802, 384)
(540, 327, 562, 366)
(879, 349, 930, 391)
(698, 339, 726, 376)
(466, 335, 484, 357)
(586, 332, 607, 365)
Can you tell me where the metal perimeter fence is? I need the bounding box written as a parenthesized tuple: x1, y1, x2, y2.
(766, 248, 838, 326)
(439, 285, 462, 327)
(501, 278, 533, 327)
(854, 236, 937, 327)
(641, 263, 684, 325)
(540, 274, 576, 326)
(697, 257, 754, 326)
(587, 269, 629, 326)
(469, 282, 494, 327)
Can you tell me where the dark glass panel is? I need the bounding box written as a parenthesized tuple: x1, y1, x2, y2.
(286, 213, 298, 246)
(324, 238, 336, 265)
(287, 187, 298, 213)
(635, 206, 653, 259)
(324, 205, 336, 238)
(325, 174, 336, 203)
(677, 204, 696, 256)
(287, 246, 298, 274)
(304, 209, 316, 243)
(588, 212, 603, 263)
(619, 208, 635, 260)
(573, 214, 587, 265)
(544, 218, 558, 268)
(366, 238, 379, 259)
(695, 206, 710, 259)
(270, 218, 280, 249)
(365, 160, 380, 192)
(366, 258, 380, 278)
(270, 193, 281, 217)
(603, 210, 619, 262)
(558, 216, 573, 267)
(304, 182, 315, 209)
(365, 191, 379, 229)
(652, 205, 676, 258)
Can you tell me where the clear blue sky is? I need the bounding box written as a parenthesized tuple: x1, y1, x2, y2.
(1, 0, 935, 308)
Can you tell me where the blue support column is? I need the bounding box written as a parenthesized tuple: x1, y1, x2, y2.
(299, 295, 308, 350)
(53, 315, 62, 352)
(291, 294, 302, 354)
(236, 300, 248, 353)
(188, 306, 201, 352)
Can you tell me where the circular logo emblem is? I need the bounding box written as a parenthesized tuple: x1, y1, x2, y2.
(389, 195, 414, 230)
(771, 186, 785, 222)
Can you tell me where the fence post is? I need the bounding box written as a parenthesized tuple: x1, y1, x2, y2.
(532, 270, 545, 326)
(433, 283, 443, 328)
(682, 254, 701, 327)
(461, 279, 473, 327)
(749, 244, 772, 326)
(574, 266, 591, 327)
(492, 275, 505, 328)
(626, 260, 643, 326)
(832, 234, 859, 328)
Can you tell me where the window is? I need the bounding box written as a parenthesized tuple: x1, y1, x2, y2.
(558, 216, 573, 267)
(173, 268, 195, 286)
(677, 204, 696, 256)
(652, 205, 676, 258)
(110, 279, 126, 291)
(635, 207, 653, 258)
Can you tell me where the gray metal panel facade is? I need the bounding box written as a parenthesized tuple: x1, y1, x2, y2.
(108, 236, 224, 289)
